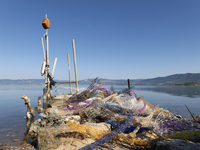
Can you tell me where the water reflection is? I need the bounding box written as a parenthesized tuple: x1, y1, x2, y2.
(135, 86, 200, 98)
(19, 116, 35, 147)
(20, 96, 44, 147)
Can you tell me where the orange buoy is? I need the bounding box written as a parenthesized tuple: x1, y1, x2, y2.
(42, 18, 51, 29)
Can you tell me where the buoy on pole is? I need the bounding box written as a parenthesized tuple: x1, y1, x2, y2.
(42, 14, 51, 99)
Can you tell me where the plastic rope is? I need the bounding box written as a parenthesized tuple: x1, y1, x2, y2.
(134, 104, 146, 114)
(129, 89, 137, 98)
(39, 112, 56, 118)
(93, 83, 113, 95)
(68, 99, 89, 103)
(106, 119, 150, 132)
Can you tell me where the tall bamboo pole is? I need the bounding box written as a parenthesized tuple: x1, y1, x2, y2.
(68, 54, 72, 94)
(72, 39, 79, 92)
(41, 37, 46, 61)
(51, 57, 57, 77)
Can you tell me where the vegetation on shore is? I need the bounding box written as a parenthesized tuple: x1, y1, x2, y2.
(175, 82, 200, 86)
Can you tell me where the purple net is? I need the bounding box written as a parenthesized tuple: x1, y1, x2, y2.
(156, 120, 200, 136)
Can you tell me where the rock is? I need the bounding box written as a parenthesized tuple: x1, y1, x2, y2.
(136, 130, 159, 141)
(37, 125, 72, 150)
(83, 122, 111, 131)
(28, 119, 41, 137)
(13, 139, 19, 142)
(155, 139, 200, 150)
(73, 108, 87, 124)
(188, 134, 200, 143)
(65, 115, 81, 124)
(40, 120, 47, 127)
(55, 138, 95, 150)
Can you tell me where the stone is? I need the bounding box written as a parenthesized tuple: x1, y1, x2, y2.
(37, 125, 72, 150)
(83, 122, 111, 131)
(188, 134, 200, 143)
(65, 115, 81, 124)
(155, 139, 200, 150)
(28, 119, 42, 137)
(55, 138, 95, 150)
(13, 139, 19, 142)
(136, 130, 159, 141)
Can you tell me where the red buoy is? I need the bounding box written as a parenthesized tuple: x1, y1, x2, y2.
(42, 18, 51, 29)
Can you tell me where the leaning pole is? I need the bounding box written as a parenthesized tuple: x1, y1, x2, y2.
(72, 39, 79, 92)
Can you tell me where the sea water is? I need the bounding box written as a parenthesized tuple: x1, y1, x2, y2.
(0, 84, 200, 146)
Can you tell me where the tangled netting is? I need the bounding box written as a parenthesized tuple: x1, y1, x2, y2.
(51, 78, 200, 149)
(79, 106, 133, 150)
(155, 120, 200, 137)
(59, 78, 146, 149)
(106, 119, 150, 132)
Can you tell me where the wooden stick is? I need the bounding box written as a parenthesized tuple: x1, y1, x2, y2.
(41, 37, 46, 61)
(140, 99, 169, 116)
(72, 39, 79, 92)
(68, 54, 72, 94)
(51, 57, 57, 77)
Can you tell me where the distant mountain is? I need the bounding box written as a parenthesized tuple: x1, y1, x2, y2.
(79, 73, 200, 85)
(0, 79, 45, 85)
(0, 73, 200, 85)
(137, 73, 200, 85)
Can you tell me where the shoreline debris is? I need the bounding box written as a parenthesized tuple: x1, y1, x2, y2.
(21, 79, 200, 149)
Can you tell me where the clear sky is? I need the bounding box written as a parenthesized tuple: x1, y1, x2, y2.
(0, 0, 200, 80)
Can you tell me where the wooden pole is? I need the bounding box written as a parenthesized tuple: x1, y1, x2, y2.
(72, 39, 79, 92)
(41, 37, 46, 61)
(51, 57, 57, 77)
(128, 79, 131, 89)
(45, 13, 49, 91)
(127, 79, 131, 96)
(68, 54, 72, 94)
(46, 33, 49, 88)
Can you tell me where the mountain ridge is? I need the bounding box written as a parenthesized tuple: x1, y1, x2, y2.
(0, 73, 200, 85)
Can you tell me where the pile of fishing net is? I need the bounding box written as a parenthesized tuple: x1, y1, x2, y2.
(45, 78, 200, 149)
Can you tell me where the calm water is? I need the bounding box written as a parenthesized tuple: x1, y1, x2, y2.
(0, 85, 200, 146)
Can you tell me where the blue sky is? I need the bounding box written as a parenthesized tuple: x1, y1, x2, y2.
(0, 0, 200, 80)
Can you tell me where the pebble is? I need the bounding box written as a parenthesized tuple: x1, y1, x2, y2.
(13, 139, 19, 142)
(0, 144, 36, 150)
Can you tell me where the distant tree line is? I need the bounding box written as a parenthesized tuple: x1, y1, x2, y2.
(175, 82, 200, 86)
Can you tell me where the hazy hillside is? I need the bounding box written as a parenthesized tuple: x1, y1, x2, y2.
(0, 79, 45, 85)
(138, 73, 200, 85)
(0, 73, 200, 85)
